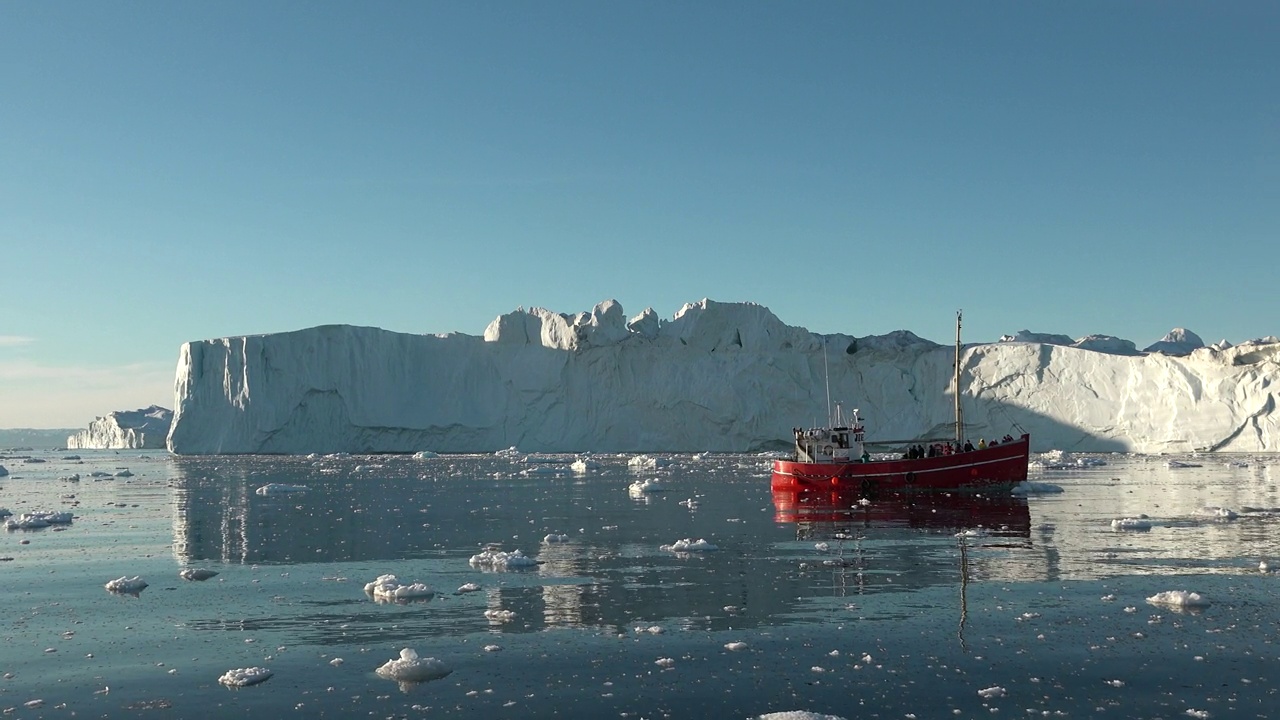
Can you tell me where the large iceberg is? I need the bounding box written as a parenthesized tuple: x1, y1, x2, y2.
(68, 406, 173, 449)
(166, 300, 1280, 455)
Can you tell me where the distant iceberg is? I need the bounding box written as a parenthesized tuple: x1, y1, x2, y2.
(68, 406, 172, 450)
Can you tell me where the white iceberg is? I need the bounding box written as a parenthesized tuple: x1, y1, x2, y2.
(364, 574, 434, 602)
(1111, 517, 1153, 531)
(104, 576, 149, 594)
(661, 538, 719, 552)
(1147, 590, 1210, 608)
(469, 548, 538, 570)
(218, 667, 273, 687)
(179, 568, 219, 581)
(376, 648, 451, 683)
(628, 478, 665, 496)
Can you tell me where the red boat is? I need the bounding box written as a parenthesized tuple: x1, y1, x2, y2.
(771, 311, 1030, 494)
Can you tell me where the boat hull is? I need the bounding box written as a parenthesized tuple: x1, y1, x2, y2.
(771, 434, 1030, 493)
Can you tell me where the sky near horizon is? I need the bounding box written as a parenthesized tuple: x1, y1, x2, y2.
(2, 2, 1277, 429)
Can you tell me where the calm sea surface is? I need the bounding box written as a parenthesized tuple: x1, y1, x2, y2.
(1, 449, 1278, 719)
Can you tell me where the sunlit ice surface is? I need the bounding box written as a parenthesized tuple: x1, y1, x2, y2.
(0, 448, 1278, 718)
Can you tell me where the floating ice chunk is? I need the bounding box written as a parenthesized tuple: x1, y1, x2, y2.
(329, 658, 343, 666)
(814, 542, 830, 552)
(1105, 679, 1125, 687)
(1196, 506, 1239, 520)
(375, 648, 451, 683)
(1260, 560, 1270, 573)
(1147, 590, 1210, 608)
(570, 458, 598, 473)
(364, 574, 434, 602)
(484, 644, 502, 652)
(456, 583, 482, 593)
(469, 548, 537, 570)
(542, 533, 570, 543)
(179, 568, 219, 581)
(661, 538, 719, 552)
(1185, 709, 1211, 719)
(635, 625, 664, 634)
(219, 667, 273, 687)
(755, 713, 849, 720)
(724, 642, 749, 651)
(6, 514, 50, 530)
(484, 609, 516, 623)
(494, 446, 522, 458)
(114, 469, 133, 477)
(412, 451, 439, 459)
(255, 483, 308, 495)
(1167, 460, 1202, 468)
(655, 657, 675, 667)
(1111, 517, 1152, 530)
(104, 576, 148, 594)
(956, 528, 989, 538)
(977, 686, 1007, 698)
(1011, 482, 1065, 495)
(679, 498, 699, 510)
(628, 478, 665, 496)
(628, 454, 671, 469)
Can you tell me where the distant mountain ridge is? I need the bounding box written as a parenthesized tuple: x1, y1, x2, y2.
(164, 299, 1280, 455)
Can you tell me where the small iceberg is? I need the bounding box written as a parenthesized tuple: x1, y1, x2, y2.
(628, 478, 665, 497)
(104, 576, 149, 594)
(1147, 590, 1210, 608)
(218, 667, 273, 687)
(255, 483, 308, 495)
(469, 548, 538, 570)
(571, 457, 600, 473)
(1195, 506, 1239, 520)
(1111, 517, 1152, 531)
(376, 648, 451, 683)
(412, 450, 439, 459)
(628, 455, 671, 470)
(542, 533, 570, 543)
(179, 568, 219, 581)
(364, 574, 434, 602)
(977, 686, 1007, 698)
(660, 538, 719, 552)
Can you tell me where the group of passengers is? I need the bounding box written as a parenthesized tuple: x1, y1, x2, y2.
(901, 433, 1017, 459)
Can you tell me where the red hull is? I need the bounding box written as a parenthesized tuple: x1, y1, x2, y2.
(771, 434, 1030, 493)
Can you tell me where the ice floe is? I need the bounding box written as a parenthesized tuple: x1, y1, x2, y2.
(628, 478, 665, 496)
(105, 576, 149, 594)
(6, 510, 73, 529)
(724, 641, 749, 651)
(364, 574, 435, 602)
(456, 582, 482, 593)
(542, 533, 570, 543)
(1147, 590, 1210, 608)
(571, 457, 600, 473)
(628, 455, 671, 470)
(660, 538, 718, 552)
(484, 609, 516, 623)
(376, 648, 451, 683)
(255, 483, 308, 495)
(179, 568, 219, 581)
(1195, 506, 1239, 520)
(412, 450, 439, 459)
(1111, 516, 1153, 531)
(1011, 482, 1065, 495)
(977, 686, 1007, 698)
(469, 548, 538, 570)
(219, 667, 273, 687)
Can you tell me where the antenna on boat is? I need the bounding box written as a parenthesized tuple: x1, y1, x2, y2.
(955, 310, 964, 444)
(823, 336, 832, 426)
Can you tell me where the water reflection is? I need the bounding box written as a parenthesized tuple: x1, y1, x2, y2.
(771, 488, 1032, 538)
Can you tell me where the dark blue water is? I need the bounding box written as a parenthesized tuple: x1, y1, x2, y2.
(1, 449, 1277, 718)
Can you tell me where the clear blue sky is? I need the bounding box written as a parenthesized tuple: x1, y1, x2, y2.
(2, 2, 1277, 428)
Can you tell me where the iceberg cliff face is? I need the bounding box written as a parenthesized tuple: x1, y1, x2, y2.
(166, 300, 1280, 455)
(68, 406, 173, 449)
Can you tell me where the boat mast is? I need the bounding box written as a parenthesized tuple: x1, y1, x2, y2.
(954, 310, 964, 444)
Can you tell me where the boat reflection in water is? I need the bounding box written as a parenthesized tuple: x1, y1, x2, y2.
(772, 487, 1032, 540)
